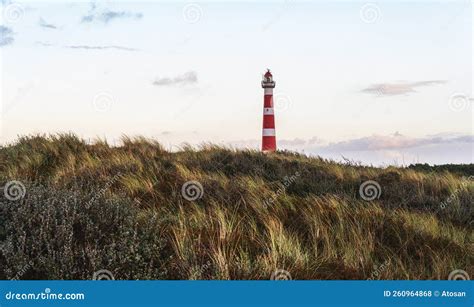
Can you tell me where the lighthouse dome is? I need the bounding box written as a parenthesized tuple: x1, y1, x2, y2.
(261, 69, 275, 88)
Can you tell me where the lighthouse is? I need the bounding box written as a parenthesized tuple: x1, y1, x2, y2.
(261, 69, 276, 152)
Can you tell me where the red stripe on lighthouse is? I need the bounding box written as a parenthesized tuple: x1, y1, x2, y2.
(261, 70, 276, 152)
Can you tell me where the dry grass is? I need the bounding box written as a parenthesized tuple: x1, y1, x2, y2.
(0, 134, 472, 280)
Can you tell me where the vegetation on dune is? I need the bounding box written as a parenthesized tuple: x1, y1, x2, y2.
(408, 163, 474, 177)
(0, 134, 472, 280)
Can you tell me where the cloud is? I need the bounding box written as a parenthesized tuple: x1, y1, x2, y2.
(319, 132, 473, 152)
(65, 45, 138, 51)
(311, 133, 474, 165)
(361, 80, 447, 96)
(153, 71, 198, 86)
(229, 133, 473, 165)
(81, 5, 143, 24)
(0, 26, 14, 47)
(39, 18, 58, 29)
(239, 133, 473, 152)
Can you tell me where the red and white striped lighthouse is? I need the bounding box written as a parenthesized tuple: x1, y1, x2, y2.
(261, 69, 276, 152)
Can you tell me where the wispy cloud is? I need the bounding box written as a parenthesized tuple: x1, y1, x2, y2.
(0, 26, 14, 47)
(39, 18, 58, 29)
(65, 45, 138, 51)
(233, 133, 473, 152)
(229, 133, 473, 165)
(152, 71, 198, 86)
(81, 4, 143, 24)
(361, 80, 447, 96)
(320, 132, 473, 152)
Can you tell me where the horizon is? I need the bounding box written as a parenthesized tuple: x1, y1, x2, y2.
(1, 132, 472, 168)
(1, 0, 472, 166)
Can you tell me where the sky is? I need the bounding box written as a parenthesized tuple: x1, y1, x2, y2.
(0, 0, 472, 166)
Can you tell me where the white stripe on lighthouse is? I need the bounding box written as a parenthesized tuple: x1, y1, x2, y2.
(262, 129, 276, 136)
(263, 107, 274, 115)
(264, 88, 273, 95)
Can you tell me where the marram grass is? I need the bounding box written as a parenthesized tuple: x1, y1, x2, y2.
(0, 134, 472, 280)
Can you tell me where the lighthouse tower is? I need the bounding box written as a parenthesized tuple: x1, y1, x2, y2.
(261, 69, 276, 152)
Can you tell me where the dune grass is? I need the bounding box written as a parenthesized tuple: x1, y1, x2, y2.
(0, 134, 472, 280)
